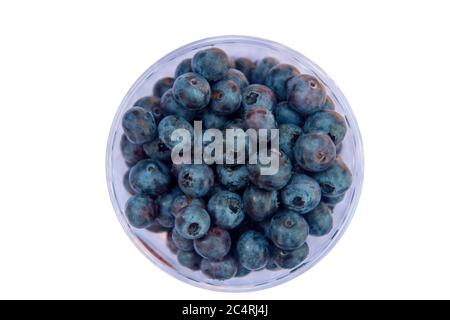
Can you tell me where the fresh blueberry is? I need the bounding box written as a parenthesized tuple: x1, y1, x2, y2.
(175, 205, 211, 240)
(287, 75, 326, 114)
(279, 123, 303, 161)
(143, 138, 172, 162)
(120, 134, 146, 166)
(178, 250, 202, 271)
(178, 164, 214, 198)
(156, 188, 183, 228)
(158, 115, 194, 149)
(247, 150, 292, 191)
(192, 48, 230, 82)
(208, 191, 245, 230)
(166, 231, 178, 254)
(171, 195, 206, 217)
(160, 89, 196, 121)
(266, 246, 281, 271)
(194, 227, 232, 260)
(216, 165, 249, 192)
(243, 185, 278, 222)
(129, 159, 171, 196)
(270, 210, 309, 250)
(244, 106, 277, 130)
(322, 193, 345, 208)
(303, 110, 347, 145)
(122, 107, 157, 144)
(125, 195, 157, 228)
(322, 96, 335, 111)
(200, 255, 237, 280)
(234, 57, 255, 81)
(265, 64, 300, 101)
(224, 68, 249, 92)
(251, 57, 279, 84)
(175, 58, 192, 78)
(280, 174, 321, 214)
(242, 84, 276, 113)
(134, 96, 163, 123)
(123, 170, 136, 195)
(275, 101, 304, 126)
(294, 133, 336, 172)
(202, 108, 228, 130)
(273, 243, 309, 269)
(304, 202, 333, 236)
(209, 80, 241, 115)
(311, 156, 353, 197)
(258, 219, 272, 237)
(236, 230, 269, 270)
(173, 72, 211, 110)
(153, 77, 174, 98)
(171, 228, 194, 251)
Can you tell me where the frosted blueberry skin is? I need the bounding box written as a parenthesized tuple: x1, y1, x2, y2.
(129, 159, 171, 196)
(158, 115, 194, 149)
(156, 188, 183, 228)
(234, 57, 255, 81)
(173, 72, 211, 110)
(133, 96, 163, 123)
(166, 231, 178, 254)
(243, 185, 278, 222)
(201, 255, 237, 280)
(224, 68, 249, 92)
(120, 135, 146, 167)
(236, 230, 270, 270)
(265, 64, 300, 101)
(322, 96, 335, 111)
(122, 107, 157, 144)
(279, 123, 303, 161)
(171, 228, 194, 252)
(208, 191, 245, 230)
(178, 164, 214, 198)
(242, 84, 276, 112)
(303, 110, 347, 145)
(251, 57, 279, 84)
(178, 250, 202, 271)
(304, 202, 333, 236)
(171, 195, 206, 217)
(280, 174, 322, 214)
(175, 58, 192, 78)
(192, 48, 230, 82)
(244, 106, 277, 130)
(311, 156, 353, 197)
(216, 165, 249, 192)
(287, 75, 326, 115)
(153, 77, 174, 98)
(270, 210, 309, 250)
(125, 195, 158, 229)
(275, 101, 304, 127)
(294, 133, 336, 172)
(247, 150, 292, 191)
(194, 227, 232, 260)
(273, 242, 309, 269)
(201, 108, 228, 130)
(143, 138, 171, 162)
(209, 80, 241, 115)
(175, 205, 211, 240)
(160, 89, 196, 121)
(322, 193, 345, 208)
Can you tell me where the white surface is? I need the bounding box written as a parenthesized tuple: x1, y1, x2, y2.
(0, 0, 449, 300)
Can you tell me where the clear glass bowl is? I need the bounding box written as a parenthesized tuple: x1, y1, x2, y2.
(106, 35, 364, 292)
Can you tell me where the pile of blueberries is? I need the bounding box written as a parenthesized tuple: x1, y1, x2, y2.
(120, 47, 352, 280)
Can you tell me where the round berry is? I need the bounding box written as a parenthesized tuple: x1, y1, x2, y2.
(122, 107, 157, 144)
(303, 110, 347, 145)
(304, 202, 333, 236)
(287, 75, 326, 114)
(175, 205, 211, 240)
(294, 133, 336, 172)
(173, 72, 211, 110)
(125, 195, 157, 228)
(273, 243, 309, 269)
(236, 230, 269, 270)
(200, 255, 237, 280)
(270, 210, 309, 250)
(208, 191, 245, 230)
(178, 164, 214, 198)
(280, 174, 321, 214)
(210, 80, 241, 115)
(192, 48, 230, 82)
(194, 227, 232, 260)
(129, 159, 171, 196)
(243, 185, 278, 222)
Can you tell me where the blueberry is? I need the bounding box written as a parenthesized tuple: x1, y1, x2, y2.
(236, 230, 269, 270)
(166, 231, 178, 254)
(273, 243, 309, 269)
(129, 159, 171, 196)
(120, 134, 146, 166)
(274, 101, 304, 126)
(200, 255, 237, 280)
(160, 89, 196, 121)
(258, 219, 272, 237)
(171, 194, 206, 217)
(311, 156, 352, 197)
(252, 57, 279, 84)
(175, 58, 192, 78)
(173, 72, 211, 110)
(178, 164, 214, 198)
(224, 68, 249, 92)
(287, 75, 326, 114)
(208, 191, 245, 230)
(178, 250, 202, 271)
(123, 170, 136, 195)
(279, 123, 303, 161)
(243, 185, 278, 222)
(280, 174, 321, 214)
(122, 107, 157, 144)
(247, 150, 292, 191)
(125, 195, 157, 228)
(175, 205, 211, 240)
(270, 210, 309, 250)
(294, 133, 336, 172)
(242, 84, 276, 112)
(134, 96, 163, 123)
(192, 48, 230, 82)
(322, 96, 335, 111)
(156, 188, 183, 228)
(266, 246, 281, 271)
(194, 227, 232, 260)
(235, 263, 251, 277)
(216, 165, 249, 192)
(171, 228, 194, 251)
(209, 80, 241, 115)
(153, 77, 174, 97)
(202, 108, 228, 130)
(265, 64, 300, 101)
(234, 57, 255, 81)
(304, 202, 333, 236)
(143, 138, 172, 162)
(244, 106, 277, 130)
(322, 193, 345, 207)
(158, 115, 194, 149)
(303, 110, 347, 145)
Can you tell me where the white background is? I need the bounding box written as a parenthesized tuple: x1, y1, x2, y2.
(0, 0, 449, 299)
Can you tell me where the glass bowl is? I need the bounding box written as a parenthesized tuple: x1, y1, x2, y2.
(106, 35, 364, 292)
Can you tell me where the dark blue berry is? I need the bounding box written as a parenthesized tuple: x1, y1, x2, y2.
(279, 123, 303, 161)
(208, 191, 245, 230)
(273, 243, 309, 269)
(236, 230, 269, 270)
(224, 68, 249, 92)
(294, 133, 336, 172)
(311, 156, 352, 197)
(160, 89, 196, 121)
(171, 228, 194, 251)
(287, 75, 326, 114)
(122, 107, 157, 144)
(173, 72, 211, 110)
(270, 210, 309, 250)
(251, 57, 279, 84)
(265, 64, 300, 101)
(134, 96, 163, 123)
(210, 80, 241, 115)
(216, 165, 249, 192)
(275, 101, 304, 126)
(194, 227, 232, 260)
(178, 164, 214, 198)
(129, 159, 171, 196)
(303, 110, 347, 145)
(192, 48, 230, 82)
(243, 185, 278, 222)
(244, 106, 277, 130)
(200, 255, 237, 280)
(143, 138, 171, 161)
(280, 174, 321, 214)
(125, 195, 157, 228)
(120, 134, 146, 166)
(234, 57, 255, 81)
(171, 195, 206, 217)
(175, 205, 211, 240)
(158, 115, 194, 149)
(242, 84, 276, 112)
(247, 150, 292, 191)
(304, 202, 333, 236)
(153, 77, 174, 98)
(175, 58, 192, 78)
(178, 250, 202, 271)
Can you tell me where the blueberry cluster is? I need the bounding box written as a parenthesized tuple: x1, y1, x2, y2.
(120, 48, 352, 280)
